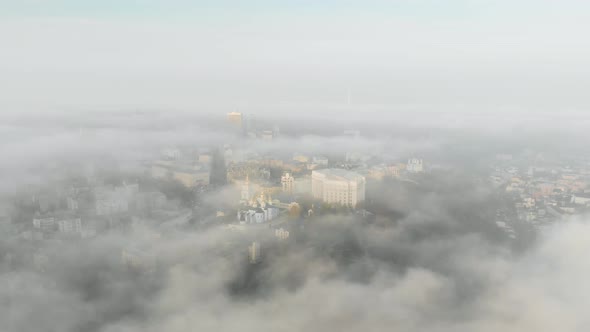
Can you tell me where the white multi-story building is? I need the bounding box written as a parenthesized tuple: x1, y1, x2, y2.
(312, 156, 329, 166)
(33, 217, 55, 231)
(275, 228, 290, 240)
(57, 218, 83, 234)
(407, 158, 424, 173)
(94, 183, 139, 216)
(311, 169, 366, 207)
(161, 147, 182, 160)
(571, 193, 590, 205)
(281, 172, 295, 193)
(227, 112, 243, 128)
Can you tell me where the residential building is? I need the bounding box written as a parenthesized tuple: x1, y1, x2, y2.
(571, 193, 590, 205)
(407, 158, 424, 173)
(312, 156, 329, 166)
(33, 216, 55, 232)
(94, 183, 138, 216)
(275, 228, 290, 240)
(57, 218, 83, 235)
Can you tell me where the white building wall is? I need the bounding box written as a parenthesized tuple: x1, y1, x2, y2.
(311, 170, 366, 207)
(33, 217, 55, 231)
(407, 158, 424, 173)
(57, 218, 82, 234)
(281, 173, 295, 193)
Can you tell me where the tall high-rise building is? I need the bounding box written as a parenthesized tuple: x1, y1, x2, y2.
(248, 242, 261, 264)
(227, 112, 243, 128)
(311, 169, 366, 207)
(407, 158, 424, 173)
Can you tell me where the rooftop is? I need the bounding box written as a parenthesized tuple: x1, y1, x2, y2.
(313, 168, 364, 182)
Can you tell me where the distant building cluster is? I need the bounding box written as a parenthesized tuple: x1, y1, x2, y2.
(491, 153, 590, 232)
(151, 146, 215, 187)
(227, 112, 280, 140)
(94, 183, 138, 216)
(5, 111, 442, 275)
(32, 214, 91, 238)
(57, 218, 82, 234)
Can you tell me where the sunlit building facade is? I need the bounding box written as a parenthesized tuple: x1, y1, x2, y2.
(311, 169, 366, 207)
(227, 112, 243, 128)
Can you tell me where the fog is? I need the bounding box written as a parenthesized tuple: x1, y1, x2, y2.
(0, 109, 589, 332)
(2, 1, 590, 332)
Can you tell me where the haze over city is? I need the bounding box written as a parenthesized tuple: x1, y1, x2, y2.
(1, 1, 590, 332)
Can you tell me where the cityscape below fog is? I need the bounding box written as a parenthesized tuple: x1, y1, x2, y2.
(2, 109, 590, 331)
(2, 1, 590, 331)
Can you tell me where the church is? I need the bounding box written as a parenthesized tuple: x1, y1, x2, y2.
(237, 176, 280, 224)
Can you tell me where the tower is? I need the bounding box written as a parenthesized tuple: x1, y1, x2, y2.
(248, 242, 261, 264)
(227, 112, 243, 128)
